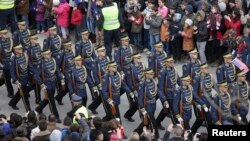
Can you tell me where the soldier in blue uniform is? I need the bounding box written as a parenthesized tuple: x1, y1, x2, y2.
(182, 49, 201, 79)
(75, 29, 98, 101)
(114, 34, 137, 122)
(134, 68, 168, 139)
(8, 44, 42, 110)
(148, 42, 168, 77)
(13, 20, 31, 53)
(0, 28, 14, 98)
(27, 34, 42, 104)
(211, 81, 241, 125)
(35, 49, 64, 123)
(101, 61, 133, 122)
(156, 56, 181, 130)
(67, 55, 88, 106)
(191, 63, 215, 134)
(233, 71, 250, 125)
(173, 75, 208, 130)
(54, 40, 74, 105)
(216, 53, 236, 94)
(88, 45, 110, 114)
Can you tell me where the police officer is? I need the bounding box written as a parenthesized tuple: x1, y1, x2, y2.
(182, 49, 201, 79)
(211, 81, 241, 125)
(27, 34, 42, 104)
(88, 45, 110, 114)
(216, 53, 236, 94)
(8, 44, 42, 110)
(114, 34, 137, 122)
(13, 20, 31, 53)
(67, 55, 88, 106)
(173, 75, 208, 130)
(35, 49, 64, 123)
(0, 28, 14, 98)
(55, 40, 74, 105)
(233, 71, 250, 125)
(134, 68, 168, 139)
(148, 42, 168, 77)
(156, 56, 181, 130)
(101, 61, 133, 121)
(191, 63, 215, 134)
(75, 29, 98, 101)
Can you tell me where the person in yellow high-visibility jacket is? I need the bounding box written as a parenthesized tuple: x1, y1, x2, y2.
(0, 0, 18, 32)
(97, 0, 124, 60)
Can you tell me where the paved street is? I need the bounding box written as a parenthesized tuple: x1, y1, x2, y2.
(0, 33, 249, 139)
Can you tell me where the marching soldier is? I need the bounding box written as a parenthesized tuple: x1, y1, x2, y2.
(101, 61, 133, 122)
(134, 68, 168, 139)
(88, 45, 110, 114)
(211, 81, 241, 125)
(182, 48, 201, 79)
(148, 42, 168, 77)
(13, 20, 31, 53)
(173, 75, 208, 130)
(114, 34, 137, 122)
(156, 56, 181, 130)
(233, 71, 250, 125)
(27, 34, 42, 104)
(0, 28, 14, 98)
(8, 44, 41, 110)
(75, 29, 98, 101)
(67, 55, 88, 106)
(216, 53, 236, 94)
(35, 49, 64, 123)
(191, 63, 215, 134)
(54, 40, 75, 105)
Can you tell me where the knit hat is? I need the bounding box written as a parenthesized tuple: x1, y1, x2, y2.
(69, 132, 81, 141)
(185, 18, 193, 26)
(50, 130, 62, 141)
(185, 5, 193, 14)
(218, 2, 226, 12)
(197, 10, 205, 21)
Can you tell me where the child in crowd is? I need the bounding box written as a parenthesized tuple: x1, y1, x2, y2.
(36, 0, 46, 33)
(180, 18, 194, 53)
(94, 0, 104, 46)
(71, 3, 83, 41)
(160, 17, 171, 55)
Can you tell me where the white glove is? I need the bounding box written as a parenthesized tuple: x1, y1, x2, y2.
(61, 80, 65, 85)
(164, 102, 169, 108)
(40, 84, 46, 92)
(108, 100, 114, 106)
(16, 81, 21, 88)
(129, 92, 135, 99)
(197, 105, 202, 111)
(142, 111, 147, 116)
(133, 91, 138, 96)
(237, 114, 242, 121)
(203, 107, 209, 112)
(178, 117, 183, 123)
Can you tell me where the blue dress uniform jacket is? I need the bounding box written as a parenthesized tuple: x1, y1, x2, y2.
(10, 53, 41, 85)
(102, 72, 131, 105)
(182, 60, 201, 78)
(158, 67, 181, 100)
(67, 65, 88, 98)
(27, 44, 42, 70)
(13, 29, 30, 52)
(138, 79, 166, 113)
(211, 92, 238, 124)
(40, 58, 63, 90)
(130, 62, 145, 90)
(43, 35, 63, 65)
(173, 85, 205, 121)
(93, 56, 110, 85)
(60, 49, 74, 75)
(216, 63, 236, 83)
(148, 51, 167, 76)
(234, 81, 250, 117)
(75, 39, 96, 70)
(0, 38, 13, 69)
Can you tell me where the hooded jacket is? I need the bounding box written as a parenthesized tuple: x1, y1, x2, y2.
(196, 10, 208, 42)
(53, 1, 70, 27)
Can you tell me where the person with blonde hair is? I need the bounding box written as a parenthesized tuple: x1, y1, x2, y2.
(129, 132, 139, 141)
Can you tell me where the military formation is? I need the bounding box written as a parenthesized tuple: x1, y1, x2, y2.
(0, 20, 250, 140)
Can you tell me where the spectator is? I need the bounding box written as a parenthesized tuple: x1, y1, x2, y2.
(9, 113, 23, 139)
(30, 113, 47, 140)
(129, 132, 139, 141)
(94, 0, 104, 46)
(145, 6, 162, 51)
(50, 129, 62, 141)
(15, 0, 30, 28)
(193, 133, 208, 141)
(47, 114, 61, 132)
(160, 17, 171, 54)
(52, 0, 70, 40)
(22, 111, 38, 140)
(71, 4, 83, 41)
(61, 116, 72, 140)
(0, 114, 10, 136)
(13, 126, 29, 141)
(32, 120, 51, 141)
(158, 0, 168, 19)
(91, 130, 104, 141)
(181, 4, 196, 27)
(224, 8, 242, 36)
(90, 117, 109, 141)
(43, 0, 54, 28)
(180, 18, 194, 52)
(167, 125, 185, 141)
(36, 0, 46, 33)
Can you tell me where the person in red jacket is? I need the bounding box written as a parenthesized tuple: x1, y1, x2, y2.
(224, 8, 242, 36)
(71, 5, 83, 41)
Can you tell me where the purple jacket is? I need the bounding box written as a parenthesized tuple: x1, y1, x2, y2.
(35, 1, 45, 21)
